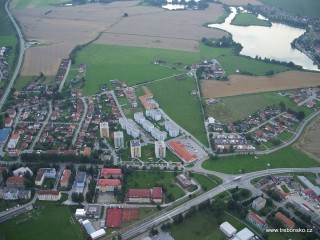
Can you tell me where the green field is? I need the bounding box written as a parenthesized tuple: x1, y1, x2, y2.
(69, 43, 293, 95)
(192, 173, 219, 191)
(204, 91, 313, 123)
(260, 0, 320, 19)
(0, 202, 85, 240)
(126, 171, 184, 202)
(171, 209, 246, 240)
(10, 0, 69, 9)
(0, 2, 18, 67)
(147, 77, 207, 145)
(231, 12, 271, 27)
(202, 146, 320, 174)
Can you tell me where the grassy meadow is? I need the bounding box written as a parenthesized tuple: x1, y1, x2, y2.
(0, 202, 85, 240)
(10, 0, 69, 9)
(205, 91, 313, 123)
(231, 13, 271, 27)
(202, 146, 320, 174)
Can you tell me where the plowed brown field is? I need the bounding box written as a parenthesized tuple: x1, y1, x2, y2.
(201, 71, 320, 98)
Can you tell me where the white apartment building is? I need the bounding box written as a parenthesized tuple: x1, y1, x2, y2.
(99, 122, 109, 138)
(146, 109, 162, 121)
(142, 120, 154, 132)
(165, 121, 179, 137)
(151, 128, 167, 141)
(114, 131, 124, 148)
(130, 140, 141, 158)
(134, 112, 146, 124)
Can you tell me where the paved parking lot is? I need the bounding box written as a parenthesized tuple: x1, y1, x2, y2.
(176, 137, 208, 161)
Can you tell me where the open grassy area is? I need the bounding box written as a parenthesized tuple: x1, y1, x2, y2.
(260, 0, 320, 19)
(192, 173, 219, 191)
(69, 44, 197, 95)
(126, 171, 184, 202)
(0, 202, 85, 240)
(231, 12, 271, 27)
(171, 209, 246, 240)
(202, 146, 320, 174)
(146, 77, 207, 145)
(10, 0, 69, 9)
(205, 91, 313, 123)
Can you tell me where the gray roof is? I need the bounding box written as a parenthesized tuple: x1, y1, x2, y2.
(76, 172, 86, 183)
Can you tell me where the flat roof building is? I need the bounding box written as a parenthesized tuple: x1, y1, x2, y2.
(220, 221, 237, 238)
(114, 131, 124, 148)
(99, 122, 109, 138)
(130, 140, 141, 158)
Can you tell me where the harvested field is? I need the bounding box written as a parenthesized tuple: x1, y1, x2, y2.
(201, 71, 320, 98)
(218, 0, 262, 5)
(12, 2, 226, 75)
(295, 116, 320, 162)
(98, 3, 226, 52)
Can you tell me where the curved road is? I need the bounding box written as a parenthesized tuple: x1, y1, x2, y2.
(0, 0, 25, 110)
(120, 167, 320, 239)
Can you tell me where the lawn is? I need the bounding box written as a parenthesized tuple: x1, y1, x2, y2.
(204, 91, 313, 123)
(231, 12, 271, 27)
(126, 171, 184, 202)
(10, 0, 69, 9)
(192, 173, 219, 191)
(147, 77, 208, 145)
(202, 146, 320, 174)
(171, 209, 246, 240)
(0, 202, 85, 240)
(260, 0, 320, 19)
(69, 44, 197, 95)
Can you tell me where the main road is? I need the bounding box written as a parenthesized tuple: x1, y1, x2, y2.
(0, 0, 25, 110)
(119, 167, 320, 239)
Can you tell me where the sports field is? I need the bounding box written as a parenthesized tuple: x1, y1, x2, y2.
(205, 91, 313, 123)
(202, 146, 320, 174)
(260, 0, 320, 19)
(0, 202, 85, 240)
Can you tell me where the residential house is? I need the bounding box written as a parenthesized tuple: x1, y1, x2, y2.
(6, 177, 25, 189)
(252, 197, 266, 211)
(60, 169, 71, 187)
(175, 172, 192, 189)
(100, 168, 122, 178)
(246, 211, 268, 232)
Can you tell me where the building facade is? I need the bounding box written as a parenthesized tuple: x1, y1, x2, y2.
(155, 141, 166, 159)
(114, 131, 124, 148)
(99, 122, 110, 138)
(130, 140, 141, 158)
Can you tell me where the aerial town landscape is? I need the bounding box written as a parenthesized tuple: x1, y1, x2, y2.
(0, 0, 320, 239)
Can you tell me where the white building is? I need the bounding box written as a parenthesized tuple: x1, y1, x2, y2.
(164, 121, 179, 137)
(82, 219, 106, 240)
(231, 228, 254, 240)
(114, 131, 124, 148)
(252, 196, 266, 211)
(130, 140, 141, 158)
(146, 109, 161, 121)
(142, 120, 154, 132)
(133, 112, 145, 124)
(7, 134, 20, 149)
(119, 118, 140, 138)
(155, 141, 166, 158)
(37, 190, 61, 201)
(151, 128, 167, 141)
(99, 122, 109, 138)
(220, 222, 237, 238)
(13, 167, 33, 177)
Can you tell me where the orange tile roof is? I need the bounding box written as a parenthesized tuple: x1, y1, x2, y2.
(83, 147, 91, 156)
(100, 168, 122, 176)
(275, 212, 295, 229)
(60, 169, 71, 183)
(98, 179, 121, 187)
(168, 140, 197, 163)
